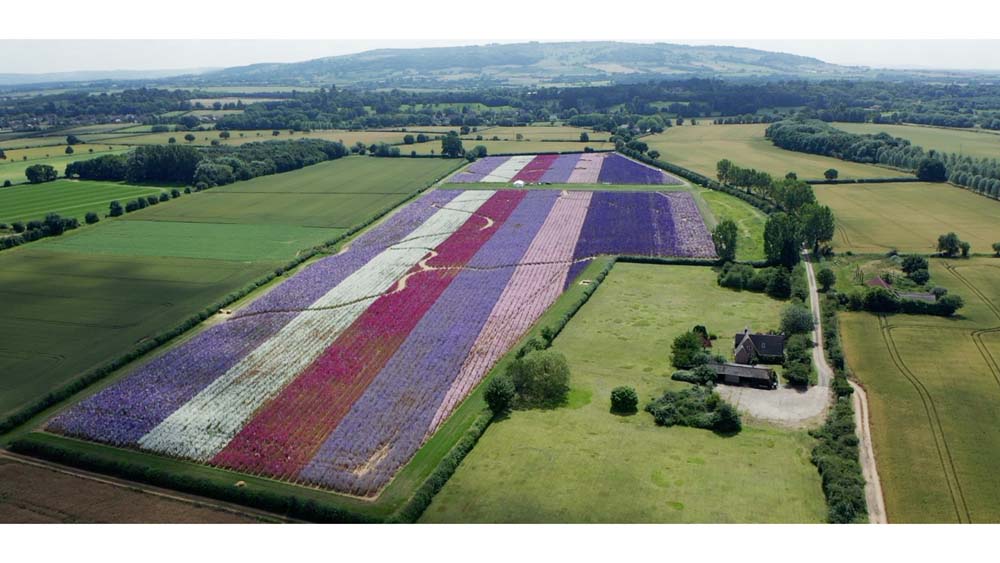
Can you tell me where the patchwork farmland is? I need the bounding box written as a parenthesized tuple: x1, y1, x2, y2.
(47, 188, 715, 497)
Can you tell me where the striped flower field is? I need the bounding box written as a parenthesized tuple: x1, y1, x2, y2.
(47, 189, 714, 497)
(450, 152, 684, 185)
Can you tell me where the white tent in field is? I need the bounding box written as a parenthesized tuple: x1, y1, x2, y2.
(513, 180, 526, 188)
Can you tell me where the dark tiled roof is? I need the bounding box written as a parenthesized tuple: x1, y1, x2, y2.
(733, 332, 785, 356)
(709, 362, 774, 381)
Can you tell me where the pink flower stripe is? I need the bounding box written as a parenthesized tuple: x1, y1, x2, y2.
(427, 191, 593, 433)
(511, 154, 560, 183)
(567, 152, 607, 183)
(210, 190, 527, 478)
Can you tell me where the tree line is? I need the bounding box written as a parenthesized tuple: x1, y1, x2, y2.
(65, 138, 349, 189)
(765, 119, 1000, 199)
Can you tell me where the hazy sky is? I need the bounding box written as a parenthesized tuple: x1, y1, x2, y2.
(3, 39, 1000, 74)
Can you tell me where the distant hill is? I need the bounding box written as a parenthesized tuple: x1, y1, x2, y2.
(184, 41, 864, 88)
(0, 68, 219, 88)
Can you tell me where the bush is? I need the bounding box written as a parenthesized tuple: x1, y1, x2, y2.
(610, 386, 638, 413)
(817, 267, 836, 292)
(484, 375, 516, 417)
(84, 212, 100, 224)
(781, 304, 814, 335)
(671, 330, 708, 369)
(3, 180, 12, 187)
(863, 286, 900, 313)
(25, 164, 58, 183)
(507, 349, 570, 408)
(12, 221, 25, 233)
(170, 188, 181, 198)
(766, 267, 792, 299)
(645, 386, 741, 434)
(784, 362, 811, 386)
(908, 268, 930, 285)
(900, 255, 928, 274)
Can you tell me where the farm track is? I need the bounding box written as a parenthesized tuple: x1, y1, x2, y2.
(877, 315, 972, 523)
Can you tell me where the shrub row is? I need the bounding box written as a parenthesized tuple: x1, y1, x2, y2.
(839, 286, 964, 317)
(0, 213, 80, 252)
(8, 436, 373, 523)
(390, 412, 493, 523)
(810, 397, 868, 523)
(819, 293, 854, 398)
(645, 385, 742, 434)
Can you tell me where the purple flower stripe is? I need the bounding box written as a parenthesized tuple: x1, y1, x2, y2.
(46, 190, 461, 445)
(297, 191, 559, 495)
(661, 191, 717, 258)
(449, 156, 510, 183)
(538, 153, 582, 183)
(571, 191, 677, 258)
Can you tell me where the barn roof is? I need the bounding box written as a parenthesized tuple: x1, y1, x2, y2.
(708, 362, 775, 381)
(734, 329, 785, 356)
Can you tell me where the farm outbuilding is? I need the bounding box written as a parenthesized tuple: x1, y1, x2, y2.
(708, 361, 777, 390)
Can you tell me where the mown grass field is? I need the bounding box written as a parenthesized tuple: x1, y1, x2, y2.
(814, 182, 1000, 254)
(0, 149, 131, 186)
(695, 188, 767, 262)
(838, 258, 1000, 523)
(2, 144, 128, 162)
(214, 156, 457, 194)
(409, 140, 614, 155)
(0, 248, 275, 420)
(422, 264, 826, 523)
(645, 123, 908, 180)
(0, 180, 163, 224)
(40, 221, 344, 261)
(834, 122, 1000, 160)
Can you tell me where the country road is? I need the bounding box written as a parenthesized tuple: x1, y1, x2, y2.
(803, 256, 887, 524)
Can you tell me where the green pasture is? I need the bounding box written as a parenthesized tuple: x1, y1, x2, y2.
(0, 180, 162, 224)
(696, 188, 767, 262)
(645, 123, 908, 180)
(0, 248, 275, 420)
(423, 264, 825, 523)
(0, 149, 131, 186)
(814, 182, 1000, 254)
(40, 220, 343, 262)
(99, 129, 410, 148)
(214, 157, 458, 195)
(834, 122, 1000, 160)
(838, 258, 1000, 522)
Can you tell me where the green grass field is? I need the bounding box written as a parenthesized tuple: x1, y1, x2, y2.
(0, 180, 163, 224)
(0, 248, 276, 419)
(408, 140, 615, 155)
(422, 264, 826, 523)
(645, 123, 909, 180)
(0, 149, 131, 186)
(214, 157, 457, 195)
(98, 129, 411, 148)
(39, 221, 344, 261)
(3, 144, 128, 162)
(834, 122, 1000, 160)
(814, 182, 1000, 254)
(465, 125, 607, 141)
(838, 258, 1000, 523)
(696, 188, 767, 261)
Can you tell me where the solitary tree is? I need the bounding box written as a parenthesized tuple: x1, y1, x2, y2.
(25, 164, 57, 184)
(66, 134, 83, 145)
(109, 200, 123, 217)
(441, 133, 464, 158)
(168, 137, 177, 144)
(799, 204, 835, 253)
(219, 131, 231, 140)
(579, 132, 589, 142)
(65, 146, 74, 154)
(484, 375, 516, 417)
(937, 232, 962, 257)
(84, 212, 100, 224)
(993, 242, 1000, 257)
(184, 133, 196, 143)
(780, 304, 814, 335)
(712, 219, 739, 262)
(824, 168, 839, 180)
(817, 268, 836, 292)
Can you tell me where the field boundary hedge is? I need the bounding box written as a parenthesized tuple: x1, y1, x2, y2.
(617, 148, 780, 215)
(0, 159, 464, 435)
(806, 177, 921, 185)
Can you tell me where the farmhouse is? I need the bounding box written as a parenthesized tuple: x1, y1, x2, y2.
(733, 328, 785, 365)
(708, 361, 778, 390)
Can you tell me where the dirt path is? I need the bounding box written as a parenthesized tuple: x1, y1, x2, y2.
(803, 256, 887, 524)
